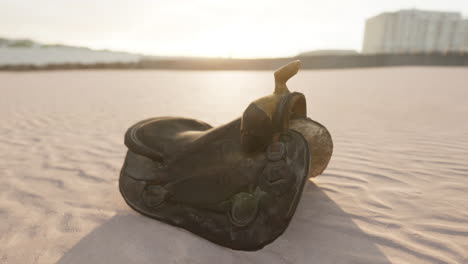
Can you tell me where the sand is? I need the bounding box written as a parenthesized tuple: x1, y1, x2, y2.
(0, 67, 467, 264)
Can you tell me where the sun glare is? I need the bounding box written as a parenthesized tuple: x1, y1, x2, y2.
(120, 9, 306, 59)
(133, 24, 301, 59)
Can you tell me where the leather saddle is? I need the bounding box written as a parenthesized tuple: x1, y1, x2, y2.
(119, 61, 333, 251)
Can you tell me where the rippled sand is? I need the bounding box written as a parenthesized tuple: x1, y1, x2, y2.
(0, 68, 467, 264)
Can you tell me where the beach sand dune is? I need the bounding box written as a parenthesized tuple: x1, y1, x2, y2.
(0, 68, 467, 263)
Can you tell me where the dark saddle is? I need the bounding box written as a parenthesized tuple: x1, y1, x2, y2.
(119, 61, 333, 251)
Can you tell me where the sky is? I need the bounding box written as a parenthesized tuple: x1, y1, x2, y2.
(1, 0, 468, 58)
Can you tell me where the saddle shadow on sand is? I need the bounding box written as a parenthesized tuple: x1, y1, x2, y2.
(58, 182, 390, 264)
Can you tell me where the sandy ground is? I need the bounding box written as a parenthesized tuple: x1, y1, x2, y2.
(0, 67, 467, 264)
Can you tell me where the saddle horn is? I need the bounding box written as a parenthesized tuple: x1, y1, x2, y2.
(241, 60, 306, 152)
(274, 60, 301, 94)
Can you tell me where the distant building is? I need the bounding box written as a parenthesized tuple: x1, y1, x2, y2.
(0, 37, 142, 65)
(362, 9, 468, 54)
(298, 50, 358, 56)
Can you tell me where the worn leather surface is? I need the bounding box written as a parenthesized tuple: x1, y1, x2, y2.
(120, 117, 311, 250)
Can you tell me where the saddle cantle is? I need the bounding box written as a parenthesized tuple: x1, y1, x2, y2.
(119, 60, 333, 251)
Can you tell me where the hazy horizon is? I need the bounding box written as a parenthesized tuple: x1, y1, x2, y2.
(2, 0, 468, 58)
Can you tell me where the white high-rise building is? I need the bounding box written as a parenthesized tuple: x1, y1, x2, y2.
(362, 9, 468, 54)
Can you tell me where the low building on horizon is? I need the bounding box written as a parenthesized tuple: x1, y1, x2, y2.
(362, 9, 468, 54)
(0, 37, 142, 66)
(297, 50, 358, 57)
